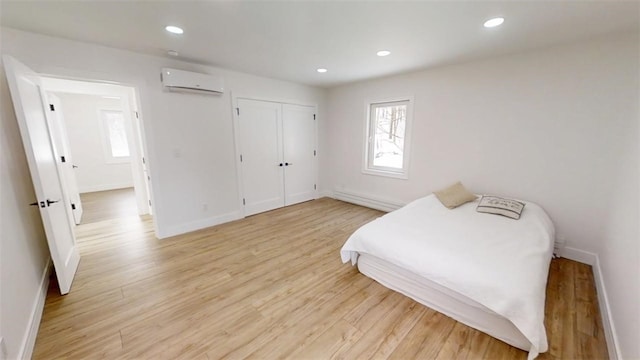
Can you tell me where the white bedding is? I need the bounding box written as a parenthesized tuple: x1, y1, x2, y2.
(340, 194, 555, 359)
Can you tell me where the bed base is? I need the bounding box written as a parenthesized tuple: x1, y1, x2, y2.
(357, 253, 530, 352)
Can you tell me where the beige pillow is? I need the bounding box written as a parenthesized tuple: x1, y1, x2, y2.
(433, 182, 477, 209)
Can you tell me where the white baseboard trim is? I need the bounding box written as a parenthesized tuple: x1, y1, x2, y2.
(318, 190, 333, 198)
(592, 256, 622, 360)
(332, 189, 405, 212)
(18, 260, 51, 360)
(561, 246, 597, 265)
(80, 183, 134, 193)
(157, 211, 243, 239)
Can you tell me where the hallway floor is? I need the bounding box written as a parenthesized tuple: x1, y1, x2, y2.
(80, 187, 138, 224)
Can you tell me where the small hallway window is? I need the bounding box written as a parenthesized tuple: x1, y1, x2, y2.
(100, 110, 130, 162)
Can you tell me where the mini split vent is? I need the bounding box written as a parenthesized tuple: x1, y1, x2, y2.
(161, 68, 224, 94)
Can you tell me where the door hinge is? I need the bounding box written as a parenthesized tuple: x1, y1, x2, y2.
(49, 104, 55, 111)
(148, 200, 152, 206)
(135, 111, 139, 119)
(240, 154, 243, 162)
(60, 156, 66, 163)
(236, 108, 240, 116)
(313, 150, 316, 156)
(71, 203, 76, 210)
(142, 157, 146, 164)
(314, 184, 317, 190)
(313, 114, 316, 120)
(243, 198, 246, 205)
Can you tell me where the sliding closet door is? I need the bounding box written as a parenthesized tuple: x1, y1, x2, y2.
(282, 104, 316, 206)
(237, 99, 284, 216)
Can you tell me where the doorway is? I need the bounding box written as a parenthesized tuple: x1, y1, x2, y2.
(41, 77, 152, 227)
(4, 55, 155, 295)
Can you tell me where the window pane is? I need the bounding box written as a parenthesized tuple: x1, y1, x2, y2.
(372, 104, 406, 169)
(104, 112, 130, 157)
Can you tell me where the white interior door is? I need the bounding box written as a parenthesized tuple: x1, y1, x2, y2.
(4, 55, 80, 295)
(237, 99, 284, 216)
(132, 103, 152, 216)
(282, 104, 317, 205)
(47, 93, 84, 224)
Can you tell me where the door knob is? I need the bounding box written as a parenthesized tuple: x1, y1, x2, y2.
(72, 165, 78, 169)
(279, 163, 283, 167)
(285, 162, 293, 166)
(46, 199, 60, 206)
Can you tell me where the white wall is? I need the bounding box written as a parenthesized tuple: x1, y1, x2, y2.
(1, 27, 326, 239)
(0, 64, 50, 359)
(322, 32, 639, 358)
(596, 75, 639, 358)
(54, 93, 134, 193)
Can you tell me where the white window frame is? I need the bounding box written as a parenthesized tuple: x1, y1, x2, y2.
(99, 109, 131, 164)
(362, 96, 414, 179)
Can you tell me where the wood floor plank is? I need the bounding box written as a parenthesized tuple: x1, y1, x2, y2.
(544, 257, 564, 359)
(32, 197, 608, 359)
(435, 322, 473, 360)
(80, 187, 138, 224)
(288, 319, 362, 359)
(483, 337, 525, 360)
(560, 259, 578, 360)
(362, 298, 428, 359)
(464, 327, 493, 359)
(390, 310, 456, 359)
(231, 275, 373, 359)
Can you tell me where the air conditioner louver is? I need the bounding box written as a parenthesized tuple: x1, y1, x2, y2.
(161, 68, 224, 94)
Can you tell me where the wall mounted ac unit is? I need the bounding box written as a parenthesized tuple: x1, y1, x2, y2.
(161, 68, 224, 94)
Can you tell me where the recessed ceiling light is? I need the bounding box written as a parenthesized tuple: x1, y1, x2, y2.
(483, 17, 504, 28)
(167, 50, 179, 56)
(165, 25, 184, 34)
(317, 68, 328, 73)
(376, 50, 391, 57)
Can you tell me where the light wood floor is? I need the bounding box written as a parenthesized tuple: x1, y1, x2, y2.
(34, 198, 608, 359)
(80, 187, 138, 224)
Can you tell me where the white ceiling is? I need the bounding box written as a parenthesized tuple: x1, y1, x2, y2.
(1, 1, 638, 88)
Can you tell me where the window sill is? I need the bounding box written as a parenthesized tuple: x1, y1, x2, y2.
(362, 168, 409, 180)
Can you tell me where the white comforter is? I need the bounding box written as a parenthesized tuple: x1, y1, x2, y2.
(340, 194, 554, 359)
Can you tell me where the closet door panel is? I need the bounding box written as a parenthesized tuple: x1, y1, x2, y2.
(237, 99, 284, 215)
(283, 104, 316, 206)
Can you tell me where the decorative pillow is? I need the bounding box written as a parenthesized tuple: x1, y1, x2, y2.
(433, 182, 477, 209)
(476, 195, 525, 220)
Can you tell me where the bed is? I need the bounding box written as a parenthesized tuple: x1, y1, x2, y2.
(340, 194, 555, 360)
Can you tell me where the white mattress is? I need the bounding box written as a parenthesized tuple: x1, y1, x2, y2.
(357, 253, 530, 351)
(341, 194, 555, 359)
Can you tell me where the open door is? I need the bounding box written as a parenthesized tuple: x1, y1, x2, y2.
(47, 93, 84, 224)
(4, 55, 80, 295)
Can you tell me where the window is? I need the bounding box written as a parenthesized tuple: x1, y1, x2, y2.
(100, 110, 131, 163)
(363, 98, 413, 178)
